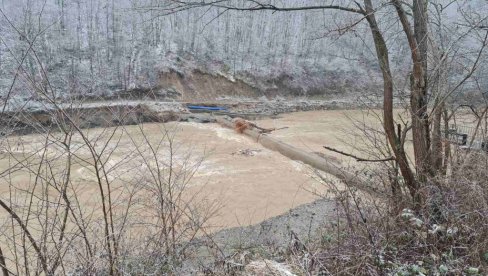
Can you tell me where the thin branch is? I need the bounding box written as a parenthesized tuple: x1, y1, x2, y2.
(0, 245, 10, 276)
(323, 146, 396, 162)
(459, 104, 481, 119)
(0, 199, 48, 274)
(157, 0, 366, 15)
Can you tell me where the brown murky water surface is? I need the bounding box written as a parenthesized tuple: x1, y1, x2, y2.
(0, 109, 401, 231)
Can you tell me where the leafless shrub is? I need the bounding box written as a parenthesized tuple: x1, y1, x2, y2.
(0, 28, 220, 274)
(277, 109, 488, 276)
(0, 109, 222, 275)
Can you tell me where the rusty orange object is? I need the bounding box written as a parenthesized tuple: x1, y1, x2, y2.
(234, 119, 250, 133)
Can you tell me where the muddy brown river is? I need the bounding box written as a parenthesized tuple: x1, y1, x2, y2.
(0, 109, 407, 231)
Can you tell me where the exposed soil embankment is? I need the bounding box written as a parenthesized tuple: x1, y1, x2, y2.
(66, 68, 359, 102)
(0, 104, 177, 136)
(159, 69, 262, 101)
(0, 97, 378, 136)
(157, 69, 365, 101)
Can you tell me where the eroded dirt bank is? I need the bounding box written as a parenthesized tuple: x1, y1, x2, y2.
(0, 97, 382, 137)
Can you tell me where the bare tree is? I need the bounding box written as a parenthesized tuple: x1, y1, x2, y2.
(155, 0, 488, 208)
(0, 11, 220, 275)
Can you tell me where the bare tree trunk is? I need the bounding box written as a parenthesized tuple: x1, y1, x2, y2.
(363, 0, 417, 202)
(431, 102, 444, 172)
(441, 108, 450, 175)
(393, 0, 431, 182)
(414, 0, 429, 90)
(411, 0, 430, 181)
(430, 55, 444, 174)
(410, 82, 430, 182)
(392, 0, 430, 205)
(0, 245, 8, 276)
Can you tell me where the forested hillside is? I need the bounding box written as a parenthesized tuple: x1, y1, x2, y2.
(0, 0, 486, 102)
(1, 0, 484, 104)
(1, 0, 487, 104)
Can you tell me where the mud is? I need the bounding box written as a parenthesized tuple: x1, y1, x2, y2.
(0, 104, 177, 136)
(0, 98, 373, 137)
(159, 69, 262, 101)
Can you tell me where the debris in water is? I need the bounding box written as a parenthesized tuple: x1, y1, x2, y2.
(232, 149, 262, 156)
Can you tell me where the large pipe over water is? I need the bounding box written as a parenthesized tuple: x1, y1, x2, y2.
(215, 116, 366, 188)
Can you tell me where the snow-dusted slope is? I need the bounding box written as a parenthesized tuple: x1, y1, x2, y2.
(0, 0, 486, 102)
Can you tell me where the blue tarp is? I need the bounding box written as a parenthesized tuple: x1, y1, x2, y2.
(187, 105, 228, 111)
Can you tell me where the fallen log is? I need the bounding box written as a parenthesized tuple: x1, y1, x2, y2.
(215, 116, 370, 191)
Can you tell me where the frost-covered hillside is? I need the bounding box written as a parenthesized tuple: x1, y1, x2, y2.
(0, 0, 486, 102)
